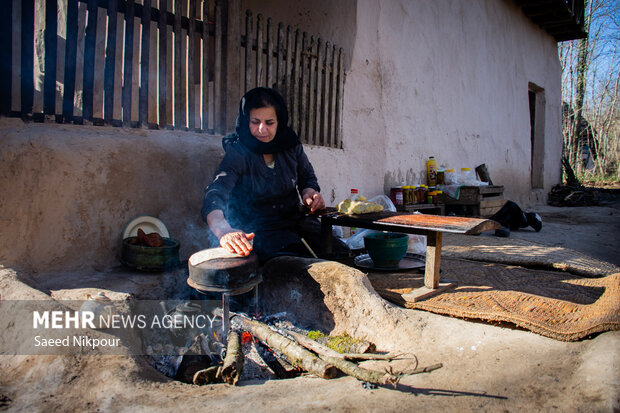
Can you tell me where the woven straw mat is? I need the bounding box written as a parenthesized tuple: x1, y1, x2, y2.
(367, 235, 620, 341)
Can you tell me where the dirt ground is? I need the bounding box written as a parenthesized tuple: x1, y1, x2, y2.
(1, 196, 619, 412)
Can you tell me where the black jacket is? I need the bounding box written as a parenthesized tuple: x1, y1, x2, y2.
(201, 136, 320, 233)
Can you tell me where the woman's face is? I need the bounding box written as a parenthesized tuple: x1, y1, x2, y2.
(249, 106, 278, 143)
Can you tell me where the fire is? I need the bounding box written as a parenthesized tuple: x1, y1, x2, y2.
(241, 331, 253, 344)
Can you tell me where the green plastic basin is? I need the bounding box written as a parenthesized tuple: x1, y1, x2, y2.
(363, 232, 408, 268)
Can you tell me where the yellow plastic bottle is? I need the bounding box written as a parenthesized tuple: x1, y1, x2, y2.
(426, 156, 437, 186)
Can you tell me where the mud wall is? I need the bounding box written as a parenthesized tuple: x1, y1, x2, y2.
(0, 119, 222, 274)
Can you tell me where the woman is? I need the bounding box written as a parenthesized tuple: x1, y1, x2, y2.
(201, 87, 348, 262)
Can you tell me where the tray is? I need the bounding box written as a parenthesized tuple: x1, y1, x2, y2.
(353, 253, 425, 271)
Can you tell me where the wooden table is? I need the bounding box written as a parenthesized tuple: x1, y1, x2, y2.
(320, 211, 500, 301)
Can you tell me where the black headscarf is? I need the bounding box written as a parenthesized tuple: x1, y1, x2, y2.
(234, 87, 300, 154)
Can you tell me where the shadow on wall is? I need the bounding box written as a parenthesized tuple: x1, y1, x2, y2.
(0, 119, 224, 275)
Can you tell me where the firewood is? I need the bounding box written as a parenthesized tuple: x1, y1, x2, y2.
(233, 316, 338, 379)
(220, 331, 244, 385)
(192, 366, 221, 385)
(318, 355, 402, 387)
(284, 328, 441, 386)
(283, 329, 344, 359)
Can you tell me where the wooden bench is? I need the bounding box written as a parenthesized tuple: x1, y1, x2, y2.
(320, 211, 500, 301)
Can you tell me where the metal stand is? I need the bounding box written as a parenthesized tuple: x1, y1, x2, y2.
(191, 275, 262, 343)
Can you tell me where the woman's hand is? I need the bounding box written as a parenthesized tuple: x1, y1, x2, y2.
(302, 188, 325, 213)
(207, 209, 255, 256)
(219, 230, 255, 256)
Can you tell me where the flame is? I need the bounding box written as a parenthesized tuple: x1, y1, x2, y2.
(242, 331, 253, 344)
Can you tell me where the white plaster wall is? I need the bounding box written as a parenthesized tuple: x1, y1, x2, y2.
(250, 0, 564, 207)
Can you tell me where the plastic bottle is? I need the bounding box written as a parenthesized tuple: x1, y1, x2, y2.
(426, 156, 437, 187)
(349, 189, 359, 235)
(460, 168, 475, 186)
(444, 168, 457, 185)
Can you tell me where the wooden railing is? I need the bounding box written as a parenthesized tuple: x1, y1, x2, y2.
(241, 10, 345, 148)
(0, 0, 227, 133)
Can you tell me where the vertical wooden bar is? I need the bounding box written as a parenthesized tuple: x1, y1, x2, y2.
(92, 6, 107, 124)
(140, 0, 152, 126)
(214, 0, 224, 132)
(329, 44, 337, 147)
(223, 0, 241, 133)
(0, 0, 12, 115)
(322, 42, 330, 147)
(266, 17, 274, 89)
(63, 0, 78, 122)
(276, 22, 284, 95)
(123, 0, 135, 125)
(244, 9, 252, 93)
(148, 14, 158, 127)
(187, 0, 196, 130)
(55, 0, 67, 121)
(307, 35, 316, 145)
(201, 0, 210, 131)
(112, 7, 124, 125)
(32, 0, 44, 120)
(292, 29, 301, 135)
(104, 0, 118, 124)
(43, 0, 58, 116)
(82, 0, 98, 122)
(256, 14, 263, 87)
(336, 48, 344, 149)
(173, 0, 183, 128)
(11, 0, 21, 114)
(21, 0, 34, 116)
(158, 0, 168, 128)
(73, 1, 87, 123)
(314, 38, 323, 145)
(131, 7, 141, 125)
(285, 25, 292, 110)
(299, 32, 308, 143)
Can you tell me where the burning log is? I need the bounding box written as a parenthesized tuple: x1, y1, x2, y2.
(220, 331, 244, 385)
(233, 316, 338, 379)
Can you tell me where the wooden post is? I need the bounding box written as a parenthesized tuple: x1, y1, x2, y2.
(424, 232, 442, 289)
(266, 17, 273, 88)
(122, 0, 135, 125)
(104, 0, 118, 124)
(315, 38, 323, 145)
(43, 0, 58, 116)
(92, 6, 107, 124)
(0, 0, 12, 115)
(21, 0, 34, 117)
(62, 0, 78, 122)
(201, 0, 210, 131)
(299, 31, 308, 143)
(329, 44, 337, 148)
(336, 48, 344, 148)
(292, 29, 301, 134)
(244, 9, 252, 92)
(222, 0, 240, 133)
(285, 25, 292, 109)
(158, 0, 168, 128)
(322, 42, 331, 147)
(256, 13, 264, 87)
(187, 0, 197, 131)
(308, 35, 316, 145)
(139, 0, 152, 127)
